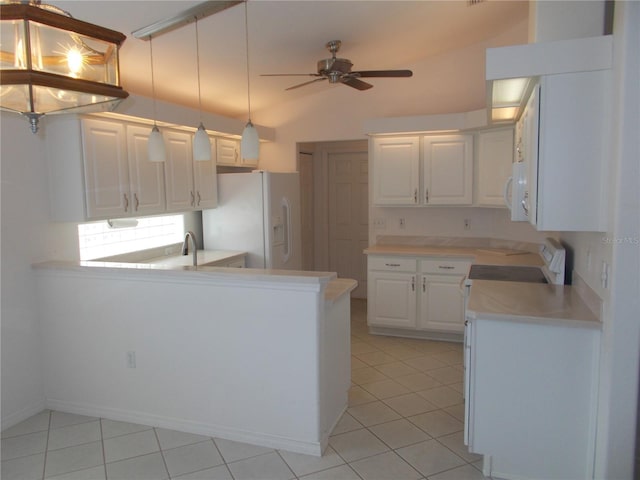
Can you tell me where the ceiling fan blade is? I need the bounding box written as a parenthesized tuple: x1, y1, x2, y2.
(261, 73, 321, 77)
(285, 77, 327, 91)
(341, 77, 373, 91)
(353, 70, 413, 78)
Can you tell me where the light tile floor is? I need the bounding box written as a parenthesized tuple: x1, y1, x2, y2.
(1, 299, 487, 480)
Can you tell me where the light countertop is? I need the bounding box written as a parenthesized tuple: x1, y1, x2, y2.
(467, 279, 600, 329)
(364, 244, 544, 267)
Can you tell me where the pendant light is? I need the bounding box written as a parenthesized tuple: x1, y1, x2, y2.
(147, 36, 166, 162)
(240, 0, 259, 161)
(192, 18, 212, 161)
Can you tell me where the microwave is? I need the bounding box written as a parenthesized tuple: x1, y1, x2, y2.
(503, 161, 528, 221)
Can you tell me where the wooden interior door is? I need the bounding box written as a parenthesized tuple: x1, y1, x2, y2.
(328, 148, 369, 298)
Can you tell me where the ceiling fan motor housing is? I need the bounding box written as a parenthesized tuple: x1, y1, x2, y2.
(317, 58, 353, 78)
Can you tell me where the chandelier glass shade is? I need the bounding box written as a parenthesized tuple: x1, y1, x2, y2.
(0, 2, 129, 133)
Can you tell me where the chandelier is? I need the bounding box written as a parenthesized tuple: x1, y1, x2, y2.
(0, 1, 129, 133)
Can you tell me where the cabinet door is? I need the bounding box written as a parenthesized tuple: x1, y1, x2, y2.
(81, 118, 130, 219)
(193, 136, 218, 209)
(423, 135, 472, 205)
(126, 125, 166, 216)
(216, 138, 240, 166)
(476, 129, 513, 206)
(368, 271, 417, 328)
(164, 129, 195, 212)
(419, 274, 465, 332)
(371, 136, 420, 205)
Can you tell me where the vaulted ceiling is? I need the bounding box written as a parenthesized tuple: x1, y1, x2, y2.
(57, 1, 529, 119)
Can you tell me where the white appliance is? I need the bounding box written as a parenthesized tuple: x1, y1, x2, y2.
(503, 161, 528, 221)
(202, 171, 301, 270)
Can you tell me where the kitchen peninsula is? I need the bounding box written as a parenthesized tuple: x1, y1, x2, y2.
(33, 261, 356, 456)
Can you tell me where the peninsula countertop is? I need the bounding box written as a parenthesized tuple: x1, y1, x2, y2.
(466, 279, 600, 329)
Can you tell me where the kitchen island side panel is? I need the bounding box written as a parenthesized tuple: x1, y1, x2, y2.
(34, 268, 335, 455)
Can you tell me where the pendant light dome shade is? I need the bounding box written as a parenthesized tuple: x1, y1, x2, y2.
(193, 122, 212, 161)
(148, 125, 166, 162)
(241, 121, 259, 161)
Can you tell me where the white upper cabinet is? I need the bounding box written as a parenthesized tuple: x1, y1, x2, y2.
(475, 128, 513, 206)
(216, 137, 258, 168)
(126, 124, 167, 216)
(81, 118, 130, 219)
(526, 71, 609, 231)
(46, 115, 218, 222)
(422, 135, 473, 205)
(163, 129, 195, 213)
(371, 136, 420, 205)
(160, 129, 219, 212)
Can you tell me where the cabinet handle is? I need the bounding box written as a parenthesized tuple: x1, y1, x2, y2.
(197, 191, 201, 206)
(414, 188, 418, 204)
(521, 199, 529, 215)
(425, 189, 429, 203)
(439, 265, 455, 270)
(234, 149, 238, 161)
(134, 193, 139, 211)
(412, 276, 415, 291)
(123, 193, 129, 212)
(422, 276, 426, 292)
(190, 191, 195, 207)
(385, 263, 401, 267)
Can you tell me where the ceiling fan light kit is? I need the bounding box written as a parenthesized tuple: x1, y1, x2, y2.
(0, 1, 129, 133)
(262, 39, 413, 91)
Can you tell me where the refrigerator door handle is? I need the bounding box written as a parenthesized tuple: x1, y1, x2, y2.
(281, 197, 292, 264)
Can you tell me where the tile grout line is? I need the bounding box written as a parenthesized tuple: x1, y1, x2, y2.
(152, 427, 171, 479)
(40, 410, 52, 480)
(99, 418, 108, 480)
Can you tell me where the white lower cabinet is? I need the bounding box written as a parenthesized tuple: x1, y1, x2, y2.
(465, 316, 600, 479)
(367, 255, 470, 337)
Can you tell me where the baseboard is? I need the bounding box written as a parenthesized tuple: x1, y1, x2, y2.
(1, 399, 47, 432)
(44, 398, 322, 456)
(368, 326, 463, 343)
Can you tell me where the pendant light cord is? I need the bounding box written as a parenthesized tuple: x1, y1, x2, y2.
(150, 36, 158, 127)
(195, 18, 203, 123)
(244, 0, 252, 123)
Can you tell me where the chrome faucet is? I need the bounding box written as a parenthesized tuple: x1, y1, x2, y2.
(182, 231, 198, 266)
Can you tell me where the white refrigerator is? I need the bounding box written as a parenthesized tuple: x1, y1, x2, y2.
(202, 171, 301, 270)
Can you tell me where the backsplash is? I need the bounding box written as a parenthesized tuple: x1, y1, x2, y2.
(375, 235, 541, 253)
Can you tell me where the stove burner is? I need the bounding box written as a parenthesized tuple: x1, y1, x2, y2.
(468, 265, 548, 284)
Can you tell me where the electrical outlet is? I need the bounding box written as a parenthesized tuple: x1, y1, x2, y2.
(399, 218, 405, 229)
(464, 219, 471, 230)
(373, 218, 386, 229)
(126, 351, 136, 369)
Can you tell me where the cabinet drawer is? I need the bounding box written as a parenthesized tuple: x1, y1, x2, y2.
(368, 256, 417, 272)
(420, 258, 471, 275)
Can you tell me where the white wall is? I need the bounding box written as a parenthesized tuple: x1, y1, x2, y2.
(1, 115, 54, 427)
(0, 112, 203, 428)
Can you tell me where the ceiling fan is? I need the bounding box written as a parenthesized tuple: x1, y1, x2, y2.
(261, 40, 413, 91)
